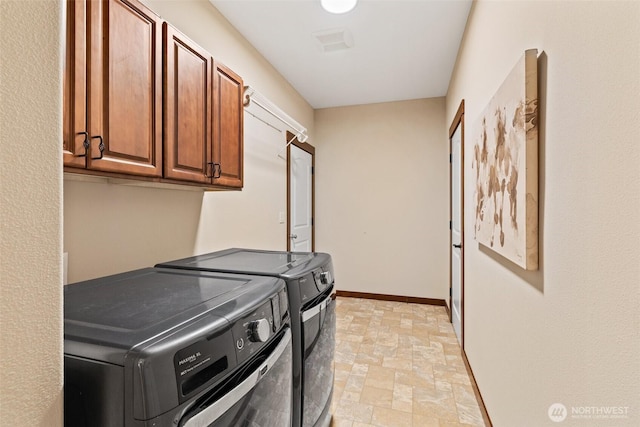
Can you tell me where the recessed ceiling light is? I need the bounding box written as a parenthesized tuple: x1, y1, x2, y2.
(321, 0, 358, 15)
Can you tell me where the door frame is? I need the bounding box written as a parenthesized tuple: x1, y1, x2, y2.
(449, 100, 465, 348)
(286, 131, 315, 251)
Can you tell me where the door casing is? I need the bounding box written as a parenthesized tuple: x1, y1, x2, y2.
(286, 132, 315, 251)
(449, 100, 465, 348)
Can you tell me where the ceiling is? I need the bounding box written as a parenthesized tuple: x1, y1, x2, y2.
(210, 0, 472, 109)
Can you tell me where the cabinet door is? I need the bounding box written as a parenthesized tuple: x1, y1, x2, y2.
(62, 0, 87, 168)
(212, 62, 244, 188)
(163, 24, 212, 183)
(86, 0, 162, 177)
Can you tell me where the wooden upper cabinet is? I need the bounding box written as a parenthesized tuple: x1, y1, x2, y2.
(86, 0, 163, 177)
(63, 0, 244, 189)
(63, 0, 87, 168)
(163, 23, 212, 183)
(213, 62, 244, 188)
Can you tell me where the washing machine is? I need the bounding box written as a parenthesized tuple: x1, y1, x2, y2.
(156, 248, 336, 427)
(64, 267, 292, 427)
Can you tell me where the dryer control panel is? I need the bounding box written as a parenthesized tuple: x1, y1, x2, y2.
(172, 287, 288, 403)
(312, 261, 335, 292)
(232, 287, 289, 364)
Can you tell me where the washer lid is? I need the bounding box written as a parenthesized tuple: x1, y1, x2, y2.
(156, 248, 331, 279)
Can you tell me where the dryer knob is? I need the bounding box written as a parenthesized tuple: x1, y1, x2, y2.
(320, 271, 332, 285)
(249, 319, 270, 343)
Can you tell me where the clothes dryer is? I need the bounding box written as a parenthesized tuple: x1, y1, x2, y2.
(157, 249, 335, 427)
(64, 267, 292, 427)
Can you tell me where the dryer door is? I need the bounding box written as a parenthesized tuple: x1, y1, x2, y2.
(180, 328, 292, 427)
(301, 289, 336, 427)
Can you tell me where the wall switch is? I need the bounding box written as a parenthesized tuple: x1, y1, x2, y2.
(278, 211, 285, 224)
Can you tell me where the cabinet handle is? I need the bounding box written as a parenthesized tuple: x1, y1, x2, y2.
(206, 163, 222, 179)
(91, 135, 104, 160)
(75, 131, 90, 157)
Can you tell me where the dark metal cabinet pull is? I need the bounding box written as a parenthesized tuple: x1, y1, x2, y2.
(76, 131, 90, 157)
(91, 135, 104, 160)
(74, 132, 103, 160)
(206, 162, 222, 179)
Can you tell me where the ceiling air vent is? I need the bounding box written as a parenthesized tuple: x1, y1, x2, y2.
(312, 28, 354, 53)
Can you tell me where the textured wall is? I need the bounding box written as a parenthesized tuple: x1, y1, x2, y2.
(315, 98, 449, 300)
(0, 1, 63, 425)
(446, 1, 640, 425)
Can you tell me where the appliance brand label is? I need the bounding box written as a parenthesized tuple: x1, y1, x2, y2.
(178, 352, 201, 366)
(179, 355, 212, 377)
(174, 341, 213, 377)
(173, 336, 231, 402)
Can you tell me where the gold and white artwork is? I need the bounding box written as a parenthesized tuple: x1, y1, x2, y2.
(472, 49, 539, 270)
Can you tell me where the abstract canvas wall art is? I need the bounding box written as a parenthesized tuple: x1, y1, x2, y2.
(472, 49, 539, 270)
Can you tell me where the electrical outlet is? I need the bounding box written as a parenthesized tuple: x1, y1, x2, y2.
(278, 211, 285, 224)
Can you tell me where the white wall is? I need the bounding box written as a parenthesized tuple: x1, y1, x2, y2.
(65, 0, 314, 282)
(0, 0, 63, 425)
(64, 178, 204, 281)
(446, 1, 640, 425)
(315, 99, 449, 300)
(194, 112, 290, 253)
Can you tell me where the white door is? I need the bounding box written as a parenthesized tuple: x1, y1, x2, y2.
(289, 144, 313, 252)
(451, 119, 463, 346)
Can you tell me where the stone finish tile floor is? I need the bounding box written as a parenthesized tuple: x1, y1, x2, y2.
(330, 297, 485, 427)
